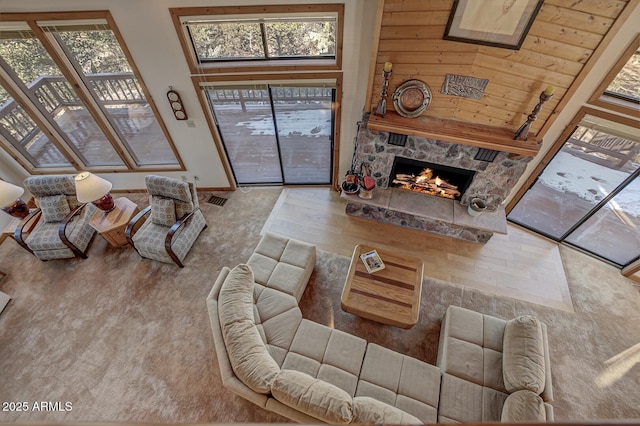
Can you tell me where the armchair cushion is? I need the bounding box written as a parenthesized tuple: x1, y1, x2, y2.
(130, 175, 206, 267)
(151, 197, 176, 226)
(39, 194, 70, 223)
(25, 203, 97, 259)
(145, 175, 193, 203)
(131, 210, 206, 264)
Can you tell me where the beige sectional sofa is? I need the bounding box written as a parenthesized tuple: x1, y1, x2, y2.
(206, 233, 554, 423)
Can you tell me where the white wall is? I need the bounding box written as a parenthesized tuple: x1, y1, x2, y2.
(0, 0, 376, 191)
(0, 155, 29, 230)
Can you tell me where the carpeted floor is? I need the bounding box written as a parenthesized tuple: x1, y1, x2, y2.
(0, 187, 638, 422)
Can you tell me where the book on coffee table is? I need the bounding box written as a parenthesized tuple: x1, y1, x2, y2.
(360, 249, 385, 273)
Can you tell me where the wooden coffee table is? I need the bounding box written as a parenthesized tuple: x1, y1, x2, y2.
(341, 244, 424, 329)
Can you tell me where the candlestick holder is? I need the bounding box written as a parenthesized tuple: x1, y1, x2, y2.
(514, 90, 553, 141)
(375, 69, 392, 117)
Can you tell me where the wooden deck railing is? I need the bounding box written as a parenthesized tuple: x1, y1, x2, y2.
(0, 72, 147, 152)
(567, 130, 639, 169)
(207, 87, 332, 111)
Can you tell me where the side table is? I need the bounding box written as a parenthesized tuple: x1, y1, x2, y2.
(2, 210, 41, 246)
(0, 270, 9, 314)
(89, 197, 142, 248)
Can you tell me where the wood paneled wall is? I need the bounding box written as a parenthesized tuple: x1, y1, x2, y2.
(369, 0, 630, 135)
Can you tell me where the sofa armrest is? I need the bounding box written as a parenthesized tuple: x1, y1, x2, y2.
(544, 402, 554, 421)
(436, 304, 450, 370)
(540, 323, 554, 403)
(206, 267, 269, 408)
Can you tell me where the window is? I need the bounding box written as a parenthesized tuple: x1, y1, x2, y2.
(604, 48, 639, 102)
(589, 35, 639, 117)
(171, 5, 343, 73)
(0, 13, 183, 173)
(187, 17, 336, 62)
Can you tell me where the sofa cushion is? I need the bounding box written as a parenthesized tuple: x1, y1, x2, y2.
(356, 343, 441, 423)
(352, 396, 421, 425)
(502, 315, 545, 394)
(282, 319, 366, 396)
(271, 369, 353, 425)
(218, 264, 280, 394)
(438, 373, 508, 423)
(501, 389, 546, 421)
(247, 232, 316, 302)
(253, 284, 302, 366)
(39, 194, 70, 223)
(151, 196, 176, 226)
(437, 305, 508, 394)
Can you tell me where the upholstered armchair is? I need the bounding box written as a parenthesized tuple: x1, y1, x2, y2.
(15, 175, 97, 261)
(125, 175, 206, 268)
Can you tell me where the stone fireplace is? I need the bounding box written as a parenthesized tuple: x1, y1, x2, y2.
(341, 114, 535, 243)
(353, 115, 532, 208)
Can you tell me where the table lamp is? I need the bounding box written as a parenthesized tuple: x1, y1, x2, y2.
(74, 172, 115, 213)
(0, 180, 29, 218)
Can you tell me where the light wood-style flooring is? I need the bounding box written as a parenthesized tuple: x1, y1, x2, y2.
(262, 187, 575, 312)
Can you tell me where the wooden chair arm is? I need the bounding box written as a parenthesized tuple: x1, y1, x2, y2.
(165, 208, 202, 268)
(13, 209, 41, 255)
(125, 205, 151, 248)
(58, 203, 93, 259)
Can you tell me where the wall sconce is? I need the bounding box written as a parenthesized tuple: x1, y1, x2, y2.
(74, 172, 115, 213)
(0, 180, 29, 218)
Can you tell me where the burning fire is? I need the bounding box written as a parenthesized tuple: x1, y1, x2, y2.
(392, 167, 461, 199)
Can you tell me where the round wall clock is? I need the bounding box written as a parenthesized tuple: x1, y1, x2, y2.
(167, 89, 188, 120)
(392, 79, 432, 118)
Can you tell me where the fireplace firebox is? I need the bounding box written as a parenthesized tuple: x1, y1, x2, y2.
(389, 157, 476, 200)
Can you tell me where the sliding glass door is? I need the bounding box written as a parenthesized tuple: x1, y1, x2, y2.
(564, 178, 640, 265)
(271, 86, 333, 183)
(207, 86, 281, 184)
(204, 83, 334, 185)
(508, 114, 640, 267)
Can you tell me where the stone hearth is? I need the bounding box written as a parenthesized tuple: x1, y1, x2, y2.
(341, 189, 507, 243)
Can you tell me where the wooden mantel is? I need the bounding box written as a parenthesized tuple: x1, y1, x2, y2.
(367, 112, 541, 157)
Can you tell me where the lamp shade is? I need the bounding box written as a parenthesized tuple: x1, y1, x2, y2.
(0, 179, 25, 208)
(74, 172, 112, 203)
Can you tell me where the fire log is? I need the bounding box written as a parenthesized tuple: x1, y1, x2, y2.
(392, 179, 461, 198)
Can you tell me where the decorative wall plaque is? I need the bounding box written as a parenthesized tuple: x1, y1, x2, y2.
(441, 74, 489, 100)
